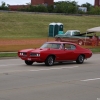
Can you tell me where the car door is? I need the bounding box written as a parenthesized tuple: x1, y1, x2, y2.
(63, 44, 76, 60)
(50, 43, 66, 61)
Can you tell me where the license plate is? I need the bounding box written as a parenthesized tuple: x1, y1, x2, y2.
(28, 58, 31, 61)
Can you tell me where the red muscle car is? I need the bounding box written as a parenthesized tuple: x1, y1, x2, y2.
(18, 42, 92, 66)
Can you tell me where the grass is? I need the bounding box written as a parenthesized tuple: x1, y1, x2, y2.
(0, 52, 17, 57)
(0, 12, 100, 38)
(91, 48, 100, 53)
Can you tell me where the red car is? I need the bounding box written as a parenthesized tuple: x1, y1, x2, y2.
(18, 42, 92, 66)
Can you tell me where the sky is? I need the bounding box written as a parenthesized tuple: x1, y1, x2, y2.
(0, 0, 94, 5)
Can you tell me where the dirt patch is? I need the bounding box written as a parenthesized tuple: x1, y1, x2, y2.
(0, 38, 55, 52)
(0, 38, 55, 46)
(0, 38, 99, 52)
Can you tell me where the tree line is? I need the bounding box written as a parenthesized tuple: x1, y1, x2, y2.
(0, 1, 100, 15)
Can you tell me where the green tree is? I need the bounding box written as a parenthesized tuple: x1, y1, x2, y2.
(54, 1, 78, 14)
(81, 2, 93, 11)
(89, 6, 100, 15)
(0, 1, 9, 10)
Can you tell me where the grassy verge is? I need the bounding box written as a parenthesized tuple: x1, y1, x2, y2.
(0, 52, 17, 57)
(91, 48, 100, 53)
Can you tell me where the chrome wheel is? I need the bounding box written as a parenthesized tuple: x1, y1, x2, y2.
(45, 56, 54, 66)
(76, 55, 84, 64)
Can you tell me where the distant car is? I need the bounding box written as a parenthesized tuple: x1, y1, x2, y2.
(55, 30, 93, 45)
(18, 42, 92, 66)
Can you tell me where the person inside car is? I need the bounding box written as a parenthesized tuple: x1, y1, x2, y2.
(92, 33, 98, 46)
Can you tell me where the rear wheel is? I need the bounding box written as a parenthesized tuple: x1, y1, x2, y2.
(76, 55, 84, 64)
(45, 56, 54, 66)
(25, 60, 33, 65)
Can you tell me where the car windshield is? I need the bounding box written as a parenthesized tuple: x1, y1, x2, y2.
(65, 31, 71, 36)
(40, 43, 61, 49)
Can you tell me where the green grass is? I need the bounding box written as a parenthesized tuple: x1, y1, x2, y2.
(91, 48, 100, 53)
(0, 52, 17, 57)
(0, 12, 100, 38)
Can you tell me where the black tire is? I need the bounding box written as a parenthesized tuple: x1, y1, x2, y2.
(25, 60, 33, 65)
(45, 56, 54, 66)
(78, 40, 83, 45)
(76, 55, 84, 64)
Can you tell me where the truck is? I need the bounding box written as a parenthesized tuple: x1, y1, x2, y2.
(55, 30, 99, 46)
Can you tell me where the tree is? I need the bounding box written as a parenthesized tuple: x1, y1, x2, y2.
(54, 1, 78, 14)
(0, 1, 9, 10)
(81, 2, 93, 11)
(89, 6, 100, 15)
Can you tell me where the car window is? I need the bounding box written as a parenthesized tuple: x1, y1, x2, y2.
(70, 45, 76, 50)
(40, 43, 61, 49)
(74, 31, 80, 36)
(51, 44, 61, 49)
(65, 31, 71, 36)
(63, 44, 76, 50)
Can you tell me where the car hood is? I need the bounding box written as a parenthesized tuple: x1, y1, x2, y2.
(19, 48, 49, 53)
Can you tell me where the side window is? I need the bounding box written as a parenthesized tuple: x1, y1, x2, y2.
(74, 32, 80, 36)
(70, 45, 76, 50)
(63, 44, 71, 50)
(65, 31, 71, 36)
(63, 44, 76, 50)
(65, 44, 71, 50)
(52, 44, 61, 49)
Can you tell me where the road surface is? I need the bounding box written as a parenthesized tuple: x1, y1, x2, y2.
(0, 54, 100, 100)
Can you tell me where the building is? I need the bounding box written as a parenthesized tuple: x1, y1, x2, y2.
(9, 0, 54, 11)
(78, 7, 87, 12)
(94, 0, 100, 6)
(9, 5, 29, 11)
(31, 0, 53, 6)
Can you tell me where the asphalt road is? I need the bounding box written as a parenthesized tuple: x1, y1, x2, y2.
(0, 54, 100, 100)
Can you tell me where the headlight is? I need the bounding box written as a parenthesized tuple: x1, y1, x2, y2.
(20, 53, 23, 55)
(36, 54, 40, 57)
(30, 53, 40, 57)
(19, 52, 27, 56)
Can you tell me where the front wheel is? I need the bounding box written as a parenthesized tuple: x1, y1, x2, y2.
(25, 60, 33, 65)
(76, 55, 84, 64)
(45, 56, 54, 66)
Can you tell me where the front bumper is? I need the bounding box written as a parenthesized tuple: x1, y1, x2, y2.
(19, 56, 44, 62)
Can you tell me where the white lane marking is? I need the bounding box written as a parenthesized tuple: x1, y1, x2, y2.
(81, 78, 100, 82)
(0, 66, 79, 74)
(0, 64, 24, 67)
(29, 66, 79, 72)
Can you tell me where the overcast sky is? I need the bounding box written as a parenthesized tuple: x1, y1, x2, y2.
(0, 0, 94, 5)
